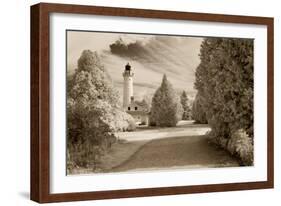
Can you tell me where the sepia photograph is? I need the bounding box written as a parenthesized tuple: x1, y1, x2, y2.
(66, 30, 254, 175)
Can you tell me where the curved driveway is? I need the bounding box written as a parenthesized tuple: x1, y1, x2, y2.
(111, 121, 239, 172)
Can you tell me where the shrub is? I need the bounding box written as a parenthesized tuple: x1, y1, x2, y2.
(207, 129, 253, 166)
(127, 116, 136, 131)
(112, 109, 136, 132)
(207, 130, 228, 149)
(148, 119, 156, 127)
(227, 130, 253, 166)
(67, 99, 116, 171)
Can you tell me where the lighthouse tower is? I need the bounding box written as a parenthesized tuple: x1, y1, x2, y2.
(123, 63, 134, 108)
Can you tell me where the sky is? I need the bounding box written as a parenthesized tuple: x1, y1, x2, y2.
(67, 31, 203, 101)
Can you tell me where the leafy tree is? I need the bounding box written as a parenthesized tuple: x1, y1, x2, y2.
(69, 50, 119, 107)
(180, 91, 191, 120)
(150, 75, 183, 127)
(67, 50, 135, 172)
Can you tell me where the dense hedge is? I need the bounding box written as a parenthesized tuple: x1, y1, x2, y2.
(193, 38, 254, 165)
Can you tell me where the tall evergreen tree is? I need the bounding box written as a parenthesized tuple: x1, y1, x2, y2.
(193, 38, 254, 165)
(180, 91, 191, 120)
(191, 92, 207, 123)
(194, 38, 253, 137)
(150, 75, 183, 127)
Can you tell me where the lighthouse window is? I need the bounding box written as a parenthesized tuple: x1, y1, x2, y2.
(135, 107, 138, 110)
(128, 107, 130, 110)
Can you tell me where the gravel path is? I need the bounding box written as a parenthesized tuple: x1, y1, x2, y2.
(110, 135, 239, 172)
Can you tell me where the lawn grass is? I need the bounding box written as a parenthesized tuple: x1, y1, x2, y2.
(99, 139, 149, 172)
(69, 139, 149, 175)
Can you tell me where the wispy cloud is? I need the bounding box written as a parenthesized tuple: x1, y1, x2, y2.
(67, 31, 203, 100)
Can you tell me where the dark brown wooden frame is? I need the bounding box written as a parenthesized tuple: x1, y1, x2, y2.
(31, 2, 274, 203)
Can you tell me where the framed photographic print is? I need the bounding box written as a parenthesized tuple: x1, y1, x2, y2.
(31, 3, 274, 203)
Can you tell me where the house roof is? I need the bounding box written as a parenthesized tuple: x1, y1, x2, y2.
(128, 100, 149, 109)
